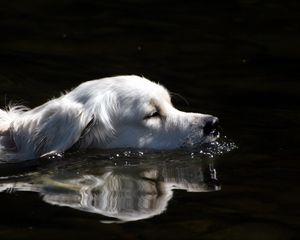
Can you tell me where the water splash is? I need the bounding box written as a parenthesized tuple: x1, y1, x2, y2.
(190, 136, 238, 158)
(91, 136, 237, 162)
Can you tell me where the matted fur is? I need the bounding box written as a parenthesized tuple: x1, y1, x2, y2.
(0, 75, 218, 161)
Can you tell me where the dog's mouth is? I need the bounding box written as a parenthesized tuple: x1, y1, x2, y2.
(203, 117, 220, 137)
(182, 125, 222, 148)
(203, 127, 221, 144)
(180, 126, 237, 157)
(208, 126, 221, 140)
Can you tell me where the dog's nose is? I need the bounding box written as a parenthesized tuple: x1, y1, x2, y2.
(203, 116, 220, 135)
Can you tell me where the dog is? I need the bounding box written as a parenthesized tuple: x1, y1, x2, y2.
(0, 75, 219, 161)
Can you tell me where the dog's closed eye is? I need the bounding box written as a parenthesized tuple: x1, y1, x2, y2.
(144, 111, 161, 120)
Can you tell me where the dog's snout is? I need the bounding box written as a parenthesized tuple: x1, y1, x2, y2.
(203, 116, 219, 135)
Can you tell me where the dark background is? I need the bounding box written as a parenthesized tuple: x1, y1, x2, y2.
(1, 0, 299, 107)
(0, 1, 300, 239)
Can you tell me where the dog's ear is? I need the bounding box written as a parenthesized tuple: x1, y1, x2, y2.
(31, 101, 94, 156)
(0, 127, 17, 153)
(66, 115, 95, 152)
(0, 127, 9, 136)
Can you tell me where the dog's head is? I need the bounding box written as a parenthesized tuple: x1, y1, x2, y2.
(73, 76, 220, 150)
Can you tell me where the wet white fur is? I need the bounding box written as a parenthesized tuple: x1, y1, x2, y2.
(0, 75, 214, 161)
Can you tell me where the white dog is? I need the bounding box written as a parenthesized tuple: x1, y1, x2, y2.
(0, 75, 219, 161)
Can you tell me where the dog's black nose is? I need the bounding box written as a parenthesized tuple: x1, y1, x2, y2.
(203, 116, 220, 135)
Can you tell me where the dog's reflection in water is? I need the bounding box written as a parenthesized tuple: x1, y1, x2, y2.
(0, 158, 220, 223)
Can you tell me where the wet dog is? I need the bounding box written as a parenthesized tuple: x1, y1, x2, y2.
(0, 75, 219, 161)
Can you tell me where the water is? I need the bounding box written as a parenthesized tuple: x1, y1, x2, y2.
(1, 0, 300, 239)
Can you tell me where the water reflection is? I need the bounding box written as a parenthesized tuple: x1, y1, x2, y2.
(0, 155, 220, 223)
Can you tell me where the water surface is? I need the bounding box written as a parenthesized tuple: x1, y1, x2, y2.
(0, 1, 300, 239)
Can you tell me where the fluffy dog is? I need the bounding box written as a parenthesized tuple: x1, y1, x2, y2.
(0, 75, 219, 161)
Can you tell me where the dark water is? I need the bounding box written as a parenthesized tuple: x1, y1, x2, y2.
(1, 1, 300, 239)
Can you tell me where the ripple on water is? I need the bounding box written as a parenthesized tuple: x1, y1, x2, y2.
(190, 136, 238, 158)
(97, 136, 237, 162)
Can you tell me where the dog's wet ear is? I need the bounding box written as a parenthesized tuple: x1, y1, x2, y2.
(0, 127, 17, 151)
(79, 115, 95, 138)
(67, 115, 95, 152)
(0, 128, 8, 136)
(31, 102, 95, 156)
